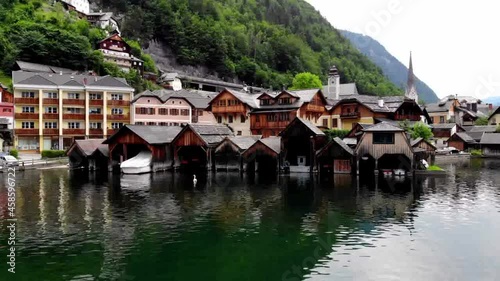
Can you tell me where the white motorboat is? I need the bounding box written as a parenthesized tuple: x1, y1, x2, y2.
(120, 151, 152, 174)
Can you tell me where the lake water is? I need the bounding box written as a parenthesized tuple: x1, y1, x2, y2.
(1, 158, 500, 281)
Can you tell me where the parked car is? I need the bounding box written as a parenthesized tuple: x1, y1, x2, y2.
(436, 147, 460, 155)
(0, 155, 19, 168)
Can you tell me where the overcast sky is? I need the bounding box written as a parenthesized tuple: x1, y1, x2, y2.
(306, 0, 500, 99)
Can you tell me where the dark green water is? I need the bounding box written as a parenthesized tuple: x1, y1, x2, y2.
(1, 159, 500, 281)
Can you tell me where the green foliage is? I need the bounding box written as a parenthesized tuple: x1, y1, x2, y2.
(475, 116, 489, 126)
(427, 165, 444, 171)
(324, 129, 350, 141)
(9, 149, 19, 159)
(290, 72, 322, 90)
(95, 0, 402, 94)
(41, 150, 66, 158)
(470, 149, 483, 156)
(408, 122, 433, 140)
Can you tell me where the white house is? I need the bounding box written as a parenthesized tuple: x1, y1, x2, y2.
(61, 0, 90, 15)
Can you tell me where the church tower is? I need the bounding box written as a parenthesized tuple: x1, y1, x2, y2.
(327, 65, 341, 100)
(405, 52, 418, 102)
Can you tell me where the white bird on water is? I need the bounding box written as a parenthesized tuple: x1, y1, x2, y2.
(193, 174, 197, 186)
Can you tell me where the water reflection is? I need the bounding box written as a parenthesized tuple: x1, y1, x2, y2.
(1, 160, 500, 280)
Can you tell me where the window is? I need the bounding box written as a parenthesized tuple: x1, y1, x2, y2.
(68, 122, 80, 129)
(89, 107, 101, 114)
(45, 107, 57, 114)
(68, 93, 80, 99)
(89, 93, 102, 100)
(440, 116, 445, 123)
(22, 107, 35, 113)
(21, 92, 35, 98)
(332, 118, 338, 128)
(279, 113, 290, 121)
(322, 118, 328, 127)
(279, 98, 291, 105)
(240, 115, 245, 123)
(111, 94, 123, 100)
(159, 122, 168, 126)
(3, 108, 12, 112)
(90, 122, 102, 129)
(198, 110, 204, 116)
(147, 122, 156, 126)
(267, 114, 278, 122)
(46, 92, 58, 99)
(67, 108, 81, 114)
(44, 122, 57, 129)
(373, 133, 395, 144)
(21, 122, 35, 128)
(159, 108, 168, 115)
(217, 116, 222, 123)
(228, 115, 233, 123)
(111, 123, 124, 129)
(135, 122, 145, 125)
(111, 108, 123, 115)
(492, 118, 497, 125)
(170, 109, 179, 115)
(431, 117, 435, 123)
(216, 100, 226, 107)
(260, 99, 271, 106)
(181, 109, 189, 116)
(237, 131, 242, 136)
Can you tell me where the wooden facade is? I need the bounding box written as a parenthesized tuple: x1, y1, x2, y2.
(214, 136, 260, 171)
(316, 138, 355, 176)
(250, 111, 297, 137)
(208, 89, 254, 136)
(172, 127, 209, 169)
(241, 138, 281, 174)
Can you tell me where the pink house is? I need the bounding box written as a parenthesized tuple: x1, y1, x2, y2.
(131, 89, 217, 126)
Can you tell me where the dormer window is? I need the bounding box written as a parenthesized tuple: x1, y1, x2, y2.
(260, 99, 270, 106)
(279, 98, 291, 105)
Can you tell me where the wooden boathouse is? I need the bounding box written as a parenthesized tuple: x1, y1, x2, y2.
(242, 137, 281, 175)
(172, 124, 233, 170)
(279, 117, 327, 173)
(411, 137, 437, 166)
(67, 139, 107, 169)
(355, 122, 414, 175)
(103, 125, 182, 173)
(214, 135, 262, 171)
(316, 137, 355, 176)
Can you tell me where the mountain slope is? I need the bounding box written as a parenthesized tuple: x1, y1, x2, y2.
(484, 96, 500, 106)
(340, 30, 439, 103)
(93, 0, 403, 95)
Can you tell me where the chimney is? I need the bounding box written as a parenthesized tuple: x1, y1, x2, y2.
(489, 103, 493, 111)
(472, 103, 477, 113)
(378, 98, 384, 108)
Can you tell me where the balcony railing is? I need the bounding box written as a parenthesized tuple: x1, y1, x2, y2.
(43, 98, 59, 105)
(15, 113, 39, 119)
(43, 113, 59, 120)
(395, 114, 421, 121)
(43, 129, 59, 135)
(89, 129, 103, 135)
(63, 129, 85, 135)
(340, 112, 360, 119)
(107, 114, 130, 121)
(90, 99, 103, 106)
(211, 104, 246, 114)
(107, 99, 130, 106)
(63, 113, 85, 120)
(63, 99, 85, 106)
(89, 114, 103, 120)
(305, 104, 325, 113)
(15, 98, 39, 104)
(14, 129, 38, 135)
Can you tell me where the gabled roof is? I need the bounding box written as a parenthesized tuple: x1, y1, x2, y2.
(174, 124, 233, 146)
(134, 89, 215, 109)
(488, 106, 500, 120)
(450, 132, 476, 144)
(17, 75, 57, 86)
(217, 135, 262, 152)
(63, 79, 84, 87)
(322, 83, 359, 97)
(69, 139, 107, 157)
(480, 133, 500, 144)
(104, 125, 183, 145)
(90, 76, 130, 88)
(279, 117, 325, 137)
(411, 137, 438, 149)
(469, 125, 497, 133)
(431, 123, 457, 130)
(259, 137, 281, 154)
(466, 131, 485, 142)
(13, 71, 133, 90)
(316, 137, 354, 157)
(209, 88, 260, 109)
(328, 94, 410, 114)
(363, 122, 404, 132)
(15, 61, 75, 74)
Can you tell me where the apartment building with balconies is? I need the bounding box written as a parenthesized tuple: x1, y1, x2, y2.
(12, 71, 134, 152)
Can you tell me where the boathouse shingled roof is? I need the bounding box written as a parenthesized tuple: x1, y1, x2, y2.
(104, 125, 183, 145)
(259, 137, 281, 154)
(480, 133, 500, 144)
(332, 137, 354, 155)
(363, 122, 404, 132)
(71, 139, 107, 156)
(466, 131, 485, 142)
(279, 117, 325, 137)
(410, 137, 423, 147)
(453, 132, 476, 144)
(228, 136, 262, 150)
(189, 124, 234, 145)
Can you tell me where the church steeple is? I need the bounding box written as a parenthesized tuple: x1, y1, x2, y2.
(405, 52, 418, 102)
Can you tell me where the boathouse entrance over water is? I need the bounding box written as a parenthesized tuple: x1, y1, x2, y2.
(242, 137, 281, 175)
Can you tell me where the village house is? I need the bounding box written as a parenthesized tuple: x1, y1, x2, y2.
(250, 89, 328, 137)
(208, 89, 259, 136)
(480, 133, 500, 156)
(98, 33, 144, 74)
(214, 135, 261, 171)
(431, 123, 465, 148)
(131, 89, 217, 127)
(59, 0, 90, 16)
(411, 137, 437, 166)
(356, 122, 414, 176)
(86, 11, 120, 34)
(425, 95, 494, 126)
(316, 137, 355, 176)
(104, 125, 182, 173)
(0, 84, 14, 150)
(12, 71, 134, 152)
(66, 138, 106, 169)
